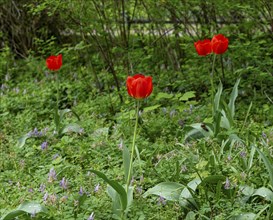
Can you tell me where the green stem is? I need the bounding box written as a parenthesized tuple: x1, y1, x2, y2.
(220, 54, 225, 83)
(56, 73, 60, 109)
(210, 53, 217, 96)
(56, 73, 60, 135)
(126, 100, 140, 193)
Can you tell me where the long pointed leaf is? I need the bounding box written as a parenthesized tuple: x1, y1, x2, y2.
(214, 81, 223, 114)
(253, 146, 273, 189)
(123, 145, 130, 183)
(228, 78, 240, 118)
(90, 170, 127, 211)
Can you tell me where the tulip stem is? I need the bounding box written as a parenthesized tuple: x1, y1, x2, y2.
(220, 54, 225, 83)
(126, 100, 140, 193)
(56, 73, 60, 109)
(55, 73, 60, 135)
(210, 53, 217, 95)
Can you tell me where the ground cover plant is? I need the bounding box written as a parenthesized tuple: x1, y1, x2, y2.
(1, 0, 273, 219)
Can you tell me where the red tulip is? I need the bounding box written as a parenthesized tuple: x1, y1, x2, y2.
(126, 74, 153, 99)
(211, 34, 229, 54)
(194, 39, 212, 56)
(46, 54, 62, 71)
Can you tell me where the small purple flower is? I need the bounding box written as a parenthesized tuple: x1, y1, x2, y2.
(157, 195, 166, 206)
(39, 183, 46, 192)
(60, 177, 68, 189)
(224, 178, 230, 189)
(180, 165, 187, 173)
(79, 187, 84, 196)
(28, 188, 34, 193)
(262, 132, 267, 139)
(48, 168, 57, 183)
(169, 109, 176, 118)
(240, 151, 247, 158)
(41, 141, 48, 150)
(87, 212, 95, 220)
(43, 192, 49, 202)
(227, 155, 232, 161)
(118, 140, 123, 150)
(136, 186, 143, 194)
(94, 183, 100, 193)
(52, 153, 59, 160)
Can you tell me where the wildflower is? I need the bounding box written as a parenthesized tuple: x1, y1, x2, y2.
(46, 54, 62, 71)
(136, 186, 143, 194)
(94, 183, 100, 193)
(180, 165, 187, 173)
(240, 151, 247, 158)
(28, 188, 34, 193)
(60, 177, 68, 189)
(79, 187, 84, 196)
(43, 192, 49, 202)
(41, 141, 48, 150)
(39, 183, 46, 192)
(157, 195, 166, 206)
(211, 34, 229, 54)
(194, 39, 212, 56)
(49, 193, 58, 205)
(126, 74, 153, 99)
(224, 178, 230, 189)
(60, 195, 68, 203)
(52, 153, 59, 160)
(48, 168, 57, 183)
(87, 212, 95, 220)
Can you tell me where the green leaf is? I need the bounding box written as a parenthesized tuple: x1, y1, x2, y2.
(123, 145, 131, 183)
(228, 78, 240, 119)
(155, 92, 173, 100)
(180, 91, 196, 101)
(253, 146, 273, 188)
(229, 213, 256, 220)
(1, 201, 48, 220)
(179, 178, 201, 209)
(17, 134, 29, 148)
(90, 170, 127, 211)
(184, 123, 213, 142)
(59, 109, 72, 122)
(252, 187, 273, 201)
(143, 104, 161, 112)
(61, 123, 83, 134)
(214, 81, 223, 113)
(143, 182, 184, 201)
(202, 175, 226, 184)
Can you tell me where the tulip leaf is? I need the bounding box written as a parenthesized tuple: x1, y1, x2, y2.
(143, 182, 184, 201)
(90, 170, 127, 211)
(123, 145, 131, 183)
(253, 145, 273, 188)
(228, 78, 240, 119)
(229, 213, 256, 220)
(179, 178, 201, 209)
(1, 201, 48, 220)
(61, 123, 83, 134)
(17, 134, 30, 148)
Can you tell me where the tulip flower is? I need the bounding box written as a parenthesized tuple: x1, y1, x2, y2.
(194, 39, 212, 56)
(211, 34, 229, 54)
(126, 74, 153, 99)
(46, 54, 62, 71)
